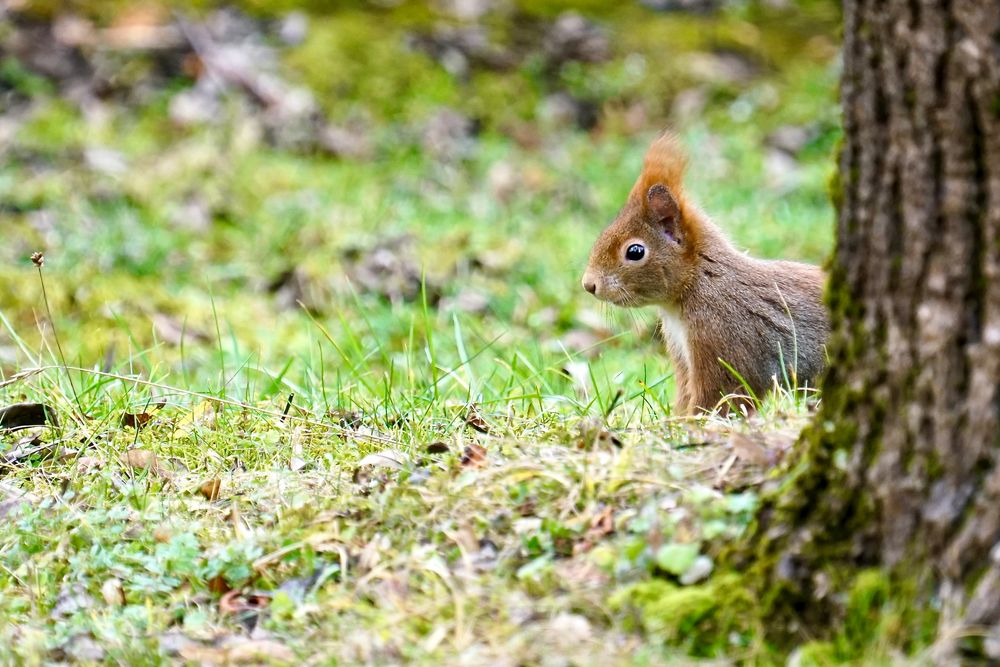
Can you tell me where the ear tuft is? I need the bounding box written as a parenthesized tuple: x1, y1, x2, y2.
(647, 183, 681, 241)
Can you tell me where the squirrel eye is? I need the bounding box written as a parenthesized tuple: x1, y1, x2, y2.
(625, 243, 646, 261)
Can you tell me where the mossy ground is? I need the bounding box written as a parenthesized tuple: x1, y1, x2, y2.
(0, 1, 883, 663)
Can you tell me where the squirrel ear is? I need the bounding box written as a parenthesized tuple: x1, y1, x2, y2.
(647, 183, 682, 241)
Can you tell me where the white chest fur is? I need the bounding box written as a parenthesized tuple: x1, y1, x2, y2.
(659, 306, 691, 370)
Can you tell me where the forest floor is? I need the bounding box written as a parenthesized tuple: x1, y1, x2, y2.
(0, 1, 840, 663)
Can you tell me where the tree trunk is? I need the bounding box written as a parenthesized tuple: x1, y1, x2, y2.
(748, 0, 1000, 660)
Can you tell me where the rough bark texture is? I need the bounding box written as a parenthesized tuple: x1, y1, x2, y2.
(749, 0, 1000, 660)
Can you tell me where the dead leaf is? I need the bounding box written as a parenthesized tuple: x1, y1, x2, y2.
(2, 433, 79, 465)
(199, 478, 222, 501)
(0, 403, 57, 431)
(179, 637, 294, 664)
(353, 449, 408, 484)
(60, 634, 106, 662)
(553, 558, 609, 588)
(76, 456, 103, 473)
(329, 409, 362, 429)
(714, 453, 738, 488)
(224, 639, 294, 663)
(11, 428, 43, 449)
(159, 631, 201, 657)
(575, 505, 616, 555)
(426, 441, 450, 454)
(174, 400, 217, 433)
(576, 417, 622, 449)
(465, 404, 490, 434)
(219, 590, 270, 633)
(101, 578, 125, 606)
(121, 400, 165, 429)
(589, 505, 615, 536)
(277, 560, 340, 603)
(0, 481, 38, 519)
(122, 449, 173, 479)
(219, 590, 270, 614)
(516, 496, 537, 516)
(358, 534, 390, 572)
(51, 582, 95, 619)
(460, 442, 488, 467)
(730, 431, 776, 466)
(151, 313, 209, 347)
(121, 412, 153, 429)
(208, 575, 231, 595)
(343, 235, 440, 304)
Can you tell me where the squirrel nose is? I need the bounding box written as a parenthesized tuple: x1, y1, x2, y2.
(583, 280, 597, 295)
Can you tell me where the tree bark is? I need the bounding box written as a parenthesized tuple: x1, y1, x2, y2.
(748, 0, 1000, 660)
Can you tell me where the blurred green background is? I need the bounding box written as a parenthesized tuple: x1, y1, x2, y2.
(1, 0, 840, 435)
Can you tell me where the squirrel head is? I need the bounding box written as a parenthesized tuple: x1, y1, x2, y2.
(581, 133, 700, 307)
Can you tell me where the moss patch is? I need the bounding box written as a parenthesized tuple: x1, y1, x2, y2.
(609, 573, 755, 657)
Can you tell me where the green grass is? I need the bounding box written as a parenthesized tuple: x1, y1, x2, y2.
(0, 4, 845, 663)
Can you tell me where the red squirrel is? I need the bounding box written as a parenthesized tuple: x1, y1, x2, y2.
(581, 133, 828, 415)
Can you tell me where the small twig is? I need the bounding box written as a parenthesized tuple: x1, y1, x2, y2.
(31, 252, 84, 418)
(0, 368, 45, 390)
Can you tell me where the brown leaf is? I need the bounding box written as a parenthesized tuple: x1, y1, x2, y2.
(122, 400, 165, 429)
(553, 558, 609, 588)
(575, 505, 616, 555)
(101, 578, 125, 606)
(460, 442, 488, 468)
(199, 478, 222, 501)
(589, 506, 615, 537)
(122, 449, 173, 479)
(465, 404, 490, 434)
(151, 313, 209, 347)
(730, 431, 776, 466)
(121, 413, 151, 429)
(426, 441, 450, 454)
(219, 590, 270, 616)
(179, 637, 294, 664)
(516, 496, 537, 516)
(76, 456, 103, 473)
(714, 453, 738, 488)
(0, 403, 57, 431)
(576, 417, 622, 449)
(208, 575, 231, 595)
(223, 639, 294, 663)
(329, 409, 363, 429)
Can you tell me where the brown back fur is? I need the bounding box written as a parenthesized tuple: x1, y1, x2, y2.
(581, 133, 829, 414)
